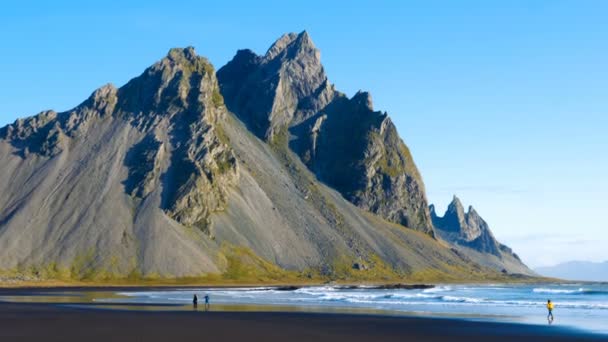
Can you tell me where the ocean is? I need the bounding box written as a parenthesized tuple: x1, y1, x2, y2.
(108, 283, 608, 334)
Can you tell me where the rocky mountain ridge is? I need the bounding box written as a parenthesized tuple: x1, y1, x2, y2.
(0, 32, 532, 282)
(218, 31, 433, 234)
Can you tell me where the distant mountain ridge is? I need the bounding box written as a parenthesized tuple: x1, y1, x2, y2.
(536, 261, 608, 282)
(0, 31, 532, 282)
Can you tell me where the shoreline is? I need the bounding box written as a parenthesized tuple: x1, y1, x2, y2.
(0, 300, 605, 342)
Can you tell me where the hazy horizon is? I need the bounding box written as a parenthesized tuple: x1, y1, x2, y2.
(1, 0, 606, 268)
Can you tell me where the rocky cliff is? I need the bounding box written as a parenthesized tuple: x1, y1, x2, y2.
(430, 196, 533, 275)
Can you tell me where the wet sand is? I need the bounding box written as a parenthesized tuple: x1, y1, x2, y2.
(0, 301, 605, 342)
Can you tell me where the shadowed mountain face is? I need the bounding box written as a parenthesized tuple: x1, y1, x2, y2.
(0, 32, 529, 281)
(217, 31, 433, 235)
(430, 196, 533, 275)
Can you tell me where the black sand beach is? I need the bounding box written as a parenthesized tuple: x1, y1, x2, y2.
(0, 300, 605, 342)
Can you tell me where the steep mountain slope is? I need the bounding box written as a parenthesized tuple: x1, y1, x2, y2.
(430, 196, 533, 275)
(0, 48, 234, 277)
(217, 31, 433, 235)
(0, 32, 530, 283)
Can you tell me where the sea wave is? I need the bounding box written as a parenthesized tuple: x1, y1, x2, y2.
(385, 293, 439, 300)
(533, 288, 585, 294)
(293, 286, 338, 295)
(422, 286, 452, 293)
(532, 288, 608, 295)
(296, 290, 441, 302)
(113, 287, 608, 311)
(305, 291, 608, 310)
(441, 295, 484, 303)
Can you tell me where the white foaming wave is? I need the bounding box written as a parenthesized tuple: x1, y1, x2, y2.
(214, 289, 280, 295)
(310, 296, 476, 307)
(532, 288, 585, 294)
(385, 293, 439, 300)
(308, 291, 608, 310)
(294, 286, 338, 295)
(441, 295, 484, 303)
(210, 287, 278, 293)
(165, 297, 193, 302)
(433, 296, 608, 310)
(315, 295, 608, 310)
(315, 292, 441, 303)
(114, 286, 608, 312)
(116, 291, 181, 297)
(423, 286, 452, 293)
(494, 300, 608, 310)
(317, 292, 385, 302)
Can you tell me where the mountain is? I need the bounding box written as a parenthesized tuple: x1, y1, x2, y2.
(0, 32, 529, 283)
(217, 31, 433, 235)
(535, 261, 608, 282)
(430, 196, 532, 275)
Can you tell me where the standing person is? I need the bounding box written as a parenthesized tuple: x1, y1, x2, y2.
(193, 294, 198, 310)
(204, 294, 210, 311)
(547, 299, 554, 323)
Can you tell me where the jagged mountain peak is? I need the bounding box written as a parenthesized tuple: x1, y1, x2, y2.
(114, 46, 224, 122)
(448, 194, 464, 210)
(351, 91, 374, 111)
(434, 196, 480, 234)
(430, 196, 531, 275)
(468, 205, 479, 217)
(84, 83, 118, 114)
(151, 46, 215, 79)
(437, 195, 466, 230)
(166, 46, 198, 62)
(92, 83, 118, 97)
(265, 30, 317, 61)
(141, 46, 214, 82)
(444, 196, 481, 221)
(218, 31, 327, 139)
(231, 49, 260, 63)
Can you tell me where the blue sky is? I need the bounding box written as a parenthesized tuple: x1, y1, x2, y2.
(1, 0, 606, 267)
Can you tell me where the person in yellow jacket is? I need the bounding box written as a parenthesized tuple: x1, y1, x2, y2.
(547, 299, 555, 323)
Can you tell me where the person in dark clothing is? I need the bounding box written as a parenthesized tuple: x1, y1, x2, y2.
(204, 294, 210, 311)
(193, 294, 198, 310)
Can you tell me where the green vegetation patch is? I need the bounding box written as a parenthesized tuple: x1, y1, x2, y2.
(212, 88, 224, 108)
